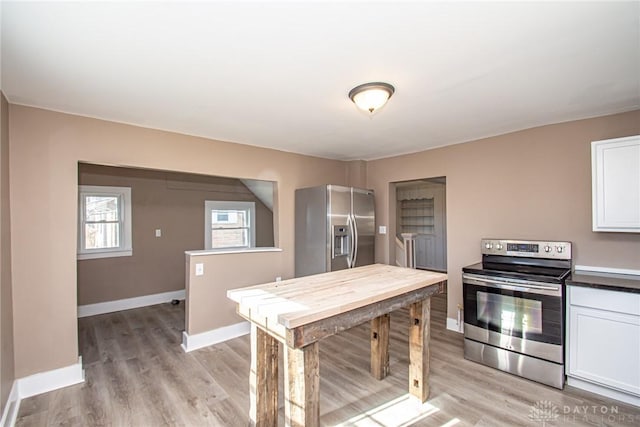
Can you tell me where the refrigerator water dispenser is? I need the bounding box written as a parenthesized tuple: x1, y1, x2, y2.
(333, 225, 350, 257)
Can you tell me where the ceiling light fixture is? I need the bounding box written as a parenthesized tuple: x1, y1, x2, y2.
(348, 82, 395, 115)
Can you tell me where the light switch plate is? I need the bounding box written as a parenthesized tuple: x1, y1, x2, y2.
(195, 263, 204, 276)
(155, 229, 162, 237)
(379, 226, 387, 234)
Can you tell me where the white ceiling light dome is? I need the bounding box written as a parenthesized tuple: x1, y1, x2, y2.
(349, 82, 395, 115)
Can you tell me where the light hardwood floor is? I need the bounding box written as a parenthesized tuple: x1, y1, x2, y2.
(16, 294, 640, 426)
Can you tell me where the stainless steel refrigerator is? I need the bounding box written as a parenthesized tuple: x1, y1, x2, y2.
(295, 185, 375, 277)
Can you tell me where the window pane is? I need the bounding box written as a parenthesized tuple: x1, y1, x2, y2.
(211, 228, 248, 248)
(212, 209, 247, 228)
(85, 223, 120, 249)
(85, 196, 119, 221)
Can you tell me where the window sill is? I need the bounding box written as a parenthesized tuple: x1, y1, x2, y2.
(186, 247, 282, 257)
(77, 250, 133, 261)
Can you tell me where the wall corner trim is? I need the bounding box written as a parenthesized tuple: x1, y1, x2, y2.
(181, 322, 250, 353)
(446, 317, 464, 334)
(16, 357, 84, 400)
(0, 381, 20, 427)
(78, 289, 186, 318)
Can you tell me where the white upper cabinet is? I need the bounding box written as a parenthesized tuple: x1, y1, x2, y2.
(592, 135, 640, 232)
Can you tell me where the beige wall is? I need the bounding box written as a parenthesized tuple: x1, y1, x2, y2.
(347, 160, 368, 189)
(9, 105, 347, 377)
(367, 110, 640, 323)
(77, 164, 275, 305)
(0, 94, 15, 412)
(186, 250, 285, 335)
(8, 101, 640, 379)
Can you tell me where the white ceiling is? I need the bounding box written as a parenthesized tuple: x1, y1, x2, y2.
(2, 1, 639, 160)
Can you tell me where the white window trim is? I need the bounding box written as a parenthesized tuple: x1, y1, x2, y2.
(205, 201, 256, 250)
(78, 185, 132, 260)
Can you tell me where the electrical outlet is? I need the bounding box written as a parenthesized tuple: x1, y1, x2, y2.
(378, 226, 387, 234)
(155, 229, 162, 237)
(276, 276, 282, 282)
(195, 263, 204, 276)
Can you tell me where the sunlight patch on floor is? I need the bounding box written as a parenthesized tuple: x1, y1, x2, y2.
(336, 394, 459, 427)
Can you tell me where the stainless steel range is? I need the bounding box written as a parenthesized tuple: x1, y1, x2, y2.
(462, 239, 572, 389)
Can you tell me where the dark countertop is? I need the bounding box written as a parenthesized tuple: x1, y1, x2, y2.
(567, 271, 640, 294)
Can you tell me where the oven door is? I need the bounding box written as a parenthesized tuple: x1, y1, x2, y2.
(463, 273, 564, 363)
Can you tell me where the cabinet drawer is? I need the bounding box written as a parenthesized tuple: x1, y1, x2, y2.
(569, 286, 640, 315)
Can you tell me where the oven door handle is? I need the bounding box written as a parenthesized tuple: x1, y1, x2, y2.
(462, 274, 560, 292)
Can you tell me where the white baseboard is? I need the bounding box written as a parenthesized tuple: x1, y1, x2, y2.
(78, 289, 185, 318)
(1, 358, 85, 427)
(17, 357, 84, 399)
(567, 377, 640, 407)
(181, 321, 250, 353)
(446, 317, 463, 334)
(574, 265, 640, 276)
(0, 381, 20, 427)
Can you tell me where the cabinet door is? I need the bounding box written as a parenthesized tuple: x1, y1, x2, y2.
(415, 234, 446, 270)
(415, 235, 432, 269)
(568, 305, 640, 396)
(592, 135, 640, 232)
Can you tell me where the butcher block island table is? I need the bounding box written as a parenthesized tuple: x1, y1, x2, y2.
(227, 263, 447, 427)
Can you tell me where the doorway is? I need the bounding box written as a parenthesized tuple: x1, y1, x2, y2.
(75, 163, 277, 360)
(395, 177, 447, 272)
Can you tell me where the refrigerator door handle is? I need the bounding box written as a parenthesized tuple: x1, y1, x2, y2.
(330, 224, 335, 260)
(351, 213, 359, 267)
(347, 214, 355, 268)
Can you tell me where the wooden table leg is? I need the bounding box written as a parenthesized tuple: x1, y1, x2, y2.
(409, 298, 431, 402)
(370, 313, 390, 379)
(249, 325, 278, 427)
(284, 342, 320, 427)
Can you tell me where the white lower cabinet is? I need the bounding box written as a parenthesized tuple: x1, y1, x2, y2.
(566, 286, 640, 406)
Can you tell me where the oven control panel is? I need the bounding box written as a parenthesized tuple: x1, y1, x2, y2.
(481, 239, 571, 259)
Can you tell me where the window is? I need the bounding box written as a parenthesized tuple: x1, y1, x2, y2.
(78, 185, 132, 260)
(205, 201, 255, 249)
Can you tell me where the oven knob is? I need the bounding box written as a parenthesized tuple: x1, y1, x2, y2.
(556, 246, 564, 253)
(485, 242, 493, 249)
(544, 245, 552, 253)
(495, 243, 503, 250)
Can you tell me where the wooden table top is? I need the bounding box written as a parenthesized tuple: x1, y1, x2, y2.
(227, 264, 447, 329)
